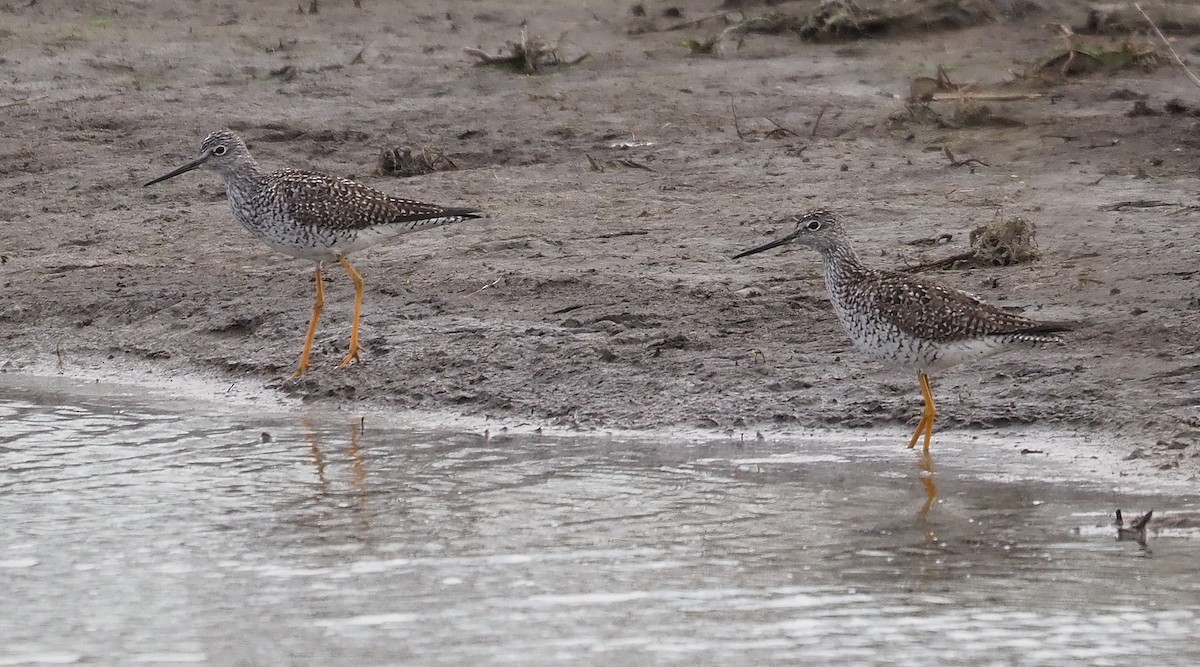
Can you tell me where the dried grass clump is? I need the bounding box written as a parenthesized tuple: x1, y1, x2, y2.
(375, 146, 457, 177)
(465, 28, 588, 74)
(1033, 34, 1161, 78)
(798, 0, 1000, 42)
(967, 217, 1041, 266)
(904, 217, 1041, 272)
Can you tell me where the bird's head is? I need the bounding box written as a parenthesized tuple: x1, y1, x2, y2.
(144, 130, 251, 186)
(733, 209, 844, 259)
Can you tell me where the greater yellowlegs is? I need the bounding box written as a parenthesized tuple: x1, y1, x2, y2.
(144, 130, 483, 377)
(734, 209, 1072, 452)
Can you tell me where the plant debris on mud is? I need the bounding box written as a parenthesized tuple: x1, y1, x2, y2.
(1032, 28, 1161, 78)
(895, 66, 1037, 129)
(375, 146, 458, 177)
(797, 0, 1002, 42)
(465, 28, 588, 74)
(906, 217, 1041, 272)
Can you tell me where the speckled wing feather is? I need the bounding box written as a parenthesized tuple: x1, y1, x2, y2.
(268, 169, 482, 232)
(859, 269, 1071, 343)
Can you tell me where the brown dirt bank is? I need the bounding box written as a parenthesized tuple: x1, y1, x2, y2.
(0, 1, 1197, 474)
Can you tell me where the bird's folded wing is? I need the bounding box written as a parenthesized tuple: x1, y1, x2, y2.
(272, 169, 478, 232)
(868, 272, 1064, 342)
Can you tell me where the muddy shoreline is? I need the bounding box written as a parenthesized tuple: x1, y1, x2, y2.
(1, 1, 1197, 475)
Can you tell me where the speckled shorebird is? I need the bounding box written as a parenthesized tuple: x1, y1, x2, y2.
(734, 209, 1072, 453)
(144, 130, 482, 377)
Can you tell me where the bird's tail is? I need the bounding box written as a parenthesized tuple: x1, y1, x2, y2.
(1020, 320, 1075, 335)
(1002, 319, 1076, 343)
(439, 207, 485, 220)
(397, 206, 485, 233)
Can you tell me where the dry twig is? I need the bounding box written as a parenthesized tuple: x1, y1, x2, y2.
(943, 146, 990, 168)
(1100, 199, 1179, 211)
(0, 95, 48, 109)
(810, 104, 829, 138)
(763, 117, 799, 139)
(1135, 2, 1200, 90)
(664, 11, 739, 31)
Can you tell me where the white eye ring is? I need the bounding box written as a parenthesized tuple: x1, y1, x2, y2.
(212, 145, 227, 156)
(805, 220, 822, 231)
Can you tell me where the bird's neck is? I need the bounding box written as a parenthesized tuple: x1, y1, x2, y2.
(818, 236, 869, 295)
(219, 159, 266, 195)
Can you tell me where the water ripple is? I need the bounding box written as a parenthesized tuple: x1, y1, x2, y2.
(1, 384, 1198, 666)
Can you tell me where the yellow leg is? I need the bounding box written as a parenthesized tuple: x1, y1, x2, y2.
(906, 372, 937, 452)
(919, 372, 937, 452)
(338, 257, 365, 368)
(907, 410, 930, 450)
(292, 264, 325, 378)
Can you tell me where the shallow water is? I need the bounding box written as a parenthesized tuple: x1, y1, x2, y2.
(1, 379, 1198, 666)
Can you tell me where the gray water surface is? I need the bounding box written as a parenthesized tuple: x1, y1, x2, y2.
(1, 380, 1198, 666)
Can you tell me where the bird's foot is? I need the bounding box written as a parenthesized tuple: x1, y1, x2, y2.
(337, 344, 363, 369)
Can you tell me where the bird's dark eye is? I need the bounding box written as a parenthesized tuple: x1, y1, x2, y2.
(805, 219, 822, 231)
(212, 145, 227, 156)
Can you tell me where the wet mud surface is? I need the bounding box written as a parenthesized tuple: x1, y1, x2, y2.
(1, 1, 1198, 473)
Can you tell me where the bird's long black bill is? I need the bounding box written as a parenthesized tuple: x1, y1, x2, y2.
(732, 230, 799, 260)
(143, 155, 208, 187)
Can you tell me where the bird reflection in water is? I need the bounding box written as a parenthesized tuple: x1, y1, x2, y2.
(916, 450, 938, 542)
(348, 417, 367, 491)
(303, 418, 368, 493)
(305, 419, 329, 486)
